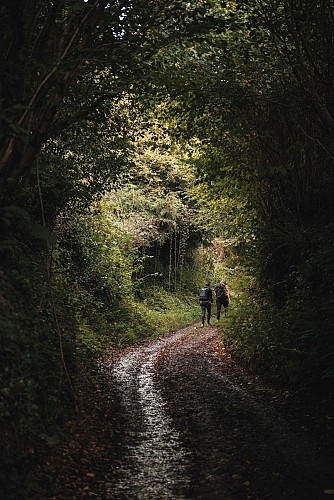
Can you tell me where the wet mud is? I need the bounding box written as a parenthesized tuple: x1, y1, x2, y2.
(51, 325, 334, 499)
(106, 331, 191, 499)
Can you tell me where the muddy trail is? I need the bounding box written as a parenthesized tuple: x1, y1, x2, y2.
(50, 325, 334, 499)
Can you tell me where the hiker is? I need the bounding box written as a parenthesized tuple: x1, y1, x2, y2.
(214, 280, 230, 320)
(199, 281, 213, 327)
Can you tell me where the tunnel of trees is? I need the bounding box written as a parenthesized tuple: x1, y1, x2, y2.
(1, 0, 334, 495)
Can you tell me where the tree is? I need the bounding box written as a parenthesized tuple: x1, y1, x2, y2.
(0, 0, 219, 205)
(143, 0, 334, 384)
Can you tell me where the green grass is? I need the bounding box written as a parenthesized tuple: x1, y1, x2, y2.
(74, 286, 201, 352)
(115, 287, 200, 346)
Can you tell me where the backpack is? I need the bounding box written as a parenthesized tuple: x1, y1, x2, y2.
(215, 285, 227, 300)
(199, 287, 210, 301)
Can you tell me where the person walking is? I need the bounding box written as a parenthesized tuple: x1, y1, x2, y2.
(214, 280, 230, 320)
(199, 281, 213, 327)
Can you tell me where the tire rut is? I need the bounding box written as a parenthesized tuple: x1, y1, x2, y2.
(51, 325, 334, 500)
(155, 327, 334, 499)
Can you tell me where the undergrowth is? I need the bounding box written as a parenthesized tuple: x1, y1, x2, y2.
(0, 228, 201, 498)
(221, 268, 334, 391)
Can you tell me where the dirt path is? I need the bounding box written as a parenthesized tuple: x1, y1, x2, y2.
(50, 325, 334, 499)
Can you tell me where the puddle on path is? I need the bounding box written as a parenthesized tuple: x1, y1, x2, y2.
(107, 332, 192, 499)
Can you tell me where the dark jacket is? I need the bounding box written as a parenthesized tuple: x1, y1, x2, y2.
(214, 283, 229, 306)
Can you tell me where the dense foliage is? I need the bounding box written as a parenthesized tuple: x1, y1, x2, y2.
(0, 2, 221, 495)
(1, 0, 334, 496)
(155, 0, 334, 387)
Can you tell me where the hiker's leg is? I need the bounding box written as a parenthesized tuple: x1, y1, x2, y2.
(207, 303, 212, 324)
(200, 303, 206, 325)
(216, 300, 222, 320)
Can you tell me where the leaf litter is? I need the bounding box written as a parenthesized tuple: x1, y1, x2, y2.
(47, 325, 334, 499)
